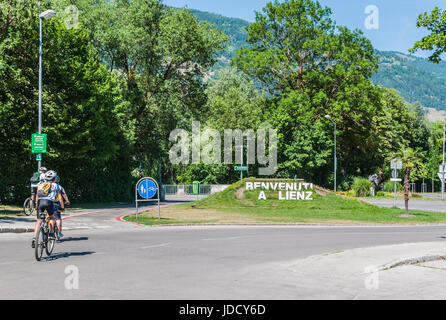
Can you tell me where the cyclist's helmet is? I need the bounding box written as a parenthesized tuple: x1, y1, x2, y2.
(39, 167, 48, 173)
(44, 170, 57, 182)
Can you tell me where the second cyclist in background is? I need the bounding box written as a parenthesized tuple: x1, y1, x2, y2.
(29, 167, 47, 209)
(53, 175, 70, 239)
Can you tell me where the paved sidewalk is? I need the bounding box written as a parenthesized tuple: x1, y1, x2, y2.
(287, 241, 446, 299)
(364, 198, 446, 213)
(0, 203, 146, 233)
(0, 215, 36, 233)
(0, 202, 184, 233)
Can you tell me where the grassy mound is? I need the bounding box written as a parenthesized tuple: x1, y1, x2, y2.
(125, 178, 446, 225)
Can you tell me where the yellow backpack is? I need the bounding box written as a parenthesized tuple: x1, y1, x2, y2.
(37, 182, 52, 198)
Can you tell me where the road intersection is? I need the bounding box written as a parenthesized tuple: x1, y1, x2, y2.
(1, 200, 446, 299)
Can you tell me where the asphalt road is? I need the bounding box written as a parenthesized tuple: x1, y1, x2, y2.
(1, 203, 446, 299)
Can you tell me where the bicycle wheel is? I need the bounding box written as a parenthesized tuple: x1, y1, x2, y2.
(46, 226, 55, 256)
(35, 224, 45, 261)
(23, 198, 33, 216)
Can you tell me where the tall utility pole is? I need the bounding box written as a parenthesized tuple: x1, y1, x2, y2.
(325, 115, 337, 193)
(240, 138, 244, 181)
(38, 10, 55, 170)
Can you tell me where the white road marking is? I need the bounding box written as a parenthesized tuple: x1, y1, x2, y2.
(0, 261, 21, 266)
(201, 236, 255, 241)
(141, 243, 170, 249)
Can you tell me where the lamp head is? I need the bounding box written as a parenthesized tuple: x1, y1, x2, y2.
(325, 115, 331, 120)
(39, 10, 56, 20)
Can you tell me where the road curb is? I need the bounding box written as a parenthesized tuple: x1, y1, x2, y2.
(380, 255, 446, 271)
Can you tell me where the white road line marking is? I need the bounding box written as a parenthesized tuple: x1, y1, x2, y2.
(141, 243, 170, 249)
(0, 261, 20, 266)
(201, 236, 254, 241)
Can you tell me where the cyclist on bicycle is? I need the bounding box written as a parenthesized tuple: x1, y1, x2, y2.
(53, 175, 70, 239)
(31, 170, 64, 248)
(30, 167, 47, 209)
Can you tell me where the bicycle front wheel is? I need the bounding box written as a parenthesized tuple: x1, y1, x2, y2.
(35, 225, 45, 261)
(23, 198, 32, 216)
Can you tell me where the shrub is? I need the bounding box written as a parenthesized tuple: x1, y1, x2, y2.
(376, 191, 386, 197)
(352, 177, 372, 197)
(384, 181, 403, 192)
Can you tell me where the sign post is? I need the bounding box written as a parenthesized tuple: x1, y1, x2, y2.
(135, 177, 160, 220)
(440, 164, 446, 201)
(391, 158, 403, 208)
(32, 134, 47, 166)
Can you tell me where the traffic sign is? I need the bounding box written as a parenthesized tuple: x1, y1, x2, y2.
(36, 154, 42, 161)
(235, 166, 249, 171)
(390, 178, 402, 182)
(439, 173, 445, 183)
(440, 164, 446, 174)
(135, 177, 160, 220)
(137, 179, 157, 199)
(391, 158, 403, 170)
(31, 134, 47, 154)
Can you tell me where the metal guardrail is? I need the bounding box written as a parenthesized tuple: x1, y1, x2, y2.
(163, 185, 178, 195)
(162, 185, 225, 196)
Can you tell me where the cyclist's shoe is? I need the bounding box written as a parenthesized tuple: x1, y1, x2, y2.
(31, 237, 36, 248)
(49, 233, 56, 240)
(58, 232, 64, 238)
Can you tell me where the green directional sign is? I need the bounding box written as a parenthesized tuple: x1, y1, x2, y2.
(31, 134, 47, 154)
(235, 166, 249, 171)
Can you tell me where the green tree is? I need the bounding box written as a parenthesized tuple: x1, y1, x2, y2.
(233, 0, 380, 185)
(409, 7, 446, 63)
(75, 0, 228, 180)
(395, 148, 422, 217)
(0, 0, 132, 203)
(174, 67, 267, 184)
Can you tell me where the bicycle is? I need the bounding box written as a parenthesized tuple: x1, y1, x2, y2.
(23, 197, 36, 216)
(35, 212, 56, 261)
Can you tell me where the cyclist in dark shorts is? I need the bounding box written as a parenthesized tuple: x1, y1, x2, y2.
(31, 171, 64, 248)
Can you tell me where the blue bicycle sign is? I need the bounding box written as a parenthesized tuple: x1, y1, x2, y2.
(135, 177, 160, 220)
(137, 179, 157, 199)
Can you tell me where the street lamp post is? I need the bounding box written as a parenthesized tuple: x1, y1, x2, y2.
(325, 114, 338, 193)
(442, 118, 445, 200)
(325, 115, 337, 193)
(37, 10, 55, 170)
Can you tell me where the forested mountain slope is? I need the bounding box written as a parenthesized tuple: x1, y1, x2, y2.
(192, 9, 446, 111)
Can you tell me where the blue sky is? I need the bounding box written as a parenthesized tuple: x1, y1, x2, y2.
(163, 0, 445, 58)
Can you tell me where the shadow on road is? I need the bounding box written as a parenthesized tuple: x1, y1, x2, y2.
(45, 251, 96, 261)
(58, 237, 88, 243)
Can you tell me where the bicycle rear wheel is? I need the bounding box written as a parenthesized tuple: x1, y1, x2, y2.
(23, 198, 33, 216)
(35, 224, 45, 261)
(54, 225, 60, 241)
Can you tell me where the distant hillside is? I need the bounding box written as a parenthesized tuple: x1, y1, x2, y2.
(372, 51, 446, 111)
(191, 9, 249, 69)
(191, 9, 446, 111)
